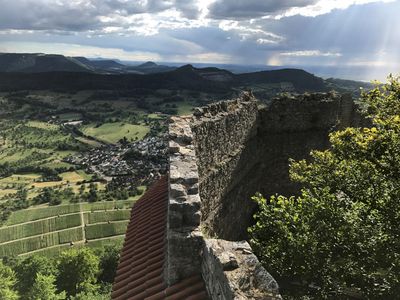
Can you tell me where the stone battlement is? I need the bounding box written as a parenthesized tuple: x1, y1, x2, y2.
(165, 91, 361, 299)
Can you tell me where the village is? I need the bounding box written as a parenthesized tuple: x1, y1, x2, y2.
(64, 134, 168, 189)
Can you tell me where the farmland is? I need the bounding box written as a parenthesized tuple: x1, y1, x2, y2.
(0, 199, 136, 257)
(81, 122, 150, 144)
(0, 88, 175, 259)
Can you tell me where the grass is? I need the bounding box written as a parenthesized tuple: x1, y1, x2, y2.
(177, 102, 195, 115)
(85, 221, 130, 240)
(81, 122, 150, 144)
(0, 227, 83, 257)
(6, 205, 82, 225)
(19, 244, 76, 257)
(0, 214, 82, 243)
(0, 198, 136, 256)
(26, 121, 58, 130)
(0, 173, 41, 185)
(0, 189, 18, 197)
(86, 236, 125, 249)
(58, 113, 83, 121)
(6, 199, 135, 225)
(84, 210, 131, 224)
(0, 170, 96, 201)
(27, 170, 97, 198)
(75, 137, 102, 147)
(81, 199, 135, 212)
(61, 170, 92, 183)
(0, 119, 80, 171)
(147, 113, 165, 119)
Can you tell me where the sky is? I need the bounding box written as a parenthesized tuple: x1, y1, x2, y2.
(0, 0, 399, 80)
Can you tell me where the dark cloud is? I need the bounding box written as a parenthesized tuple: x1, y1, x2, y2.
(208, 0, 318, 19)
(0, 0, 201, 32)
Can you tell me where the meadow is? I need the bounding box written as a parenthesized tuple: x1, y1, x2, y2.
(81, 122, 150, 144)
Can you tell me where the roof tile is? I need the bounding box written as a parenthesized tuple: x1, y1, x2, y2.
(112, 176, 209, 300)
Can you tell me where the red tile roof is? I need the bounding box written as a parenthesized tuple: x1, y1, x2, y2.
(112, 176, 209, 300)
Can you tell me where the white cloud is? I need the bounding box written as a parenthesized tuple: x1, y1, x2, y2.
(280, 50, 342, 57)
(219, 20, 284, 43)
(275, 0, 396, 18)
(0, 41, 162, 61)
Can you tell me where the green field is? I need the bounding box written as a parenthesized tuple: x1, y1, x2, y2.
(81, 122, 150, 144)
(0, 227, 84, 257)
(20, 235, 125, 257)
(176, 101, 195, 115)
(0, 199, 136, 256)
(0, 120, 80, 169)
(6, 199, 135, 225)
(0, 214, 81, 243)
(85, 221, 130, 240)
(84, 210, 131, 224)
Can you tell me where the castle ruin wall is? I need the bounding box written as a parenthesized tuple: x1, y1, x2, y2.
(165, 91, 361, 299)
(191, 92, 359, 241)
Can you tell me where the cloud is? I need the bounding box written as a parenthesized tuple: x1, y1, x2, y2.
(0, 0, 203, 33)
(276, 0, 396, 18)
(0, 0, 398, 81)
(218, 20, 284, 44)
(280, 50, 342, 57)
(208, 0, 318, 19)
(0, 41, 162, 61)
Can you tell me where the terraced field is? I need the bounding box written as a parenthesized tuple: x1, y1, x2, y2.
(0, 199, 135, 257)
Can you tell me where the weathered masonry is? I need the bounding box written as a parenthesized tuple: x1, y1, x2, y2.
(166, 91, 361, 299)
(113, 91, 361, 299)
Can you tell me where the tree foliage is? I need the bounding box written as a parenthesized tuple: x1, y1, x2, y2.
(249, 76, 400, 299)
(15, 255, 56, 298)
(0, 260, 19, 300)
(56, 248, 100, 298)
(27, 274, 65, 300)
(97, 245, 121, 284)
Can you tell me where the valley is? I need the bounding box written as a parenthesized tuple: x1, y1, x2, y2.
(0, 55, 372, 286)
(0, 67, 369, 258)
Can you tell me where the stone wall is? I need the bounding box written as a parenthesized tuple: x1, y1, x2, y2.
(202, 239, 282, 300)
(165, 91, 361, 299)
(190, 93, 259, 241)
(166, 116, 204, 285)
(191, 91, 359, 240)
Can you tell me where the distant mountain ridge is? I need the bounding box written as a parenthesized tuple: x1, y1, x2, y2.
(0, 63, 330, 93)
(0, 53, 176, 74)
(0, 52, 370, 95)
(0, 53, 92, 73)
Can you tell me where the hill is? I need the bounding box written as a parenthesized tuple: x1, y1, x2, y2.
(236, 68, 327, 92)
(74, 57, 127, 73)
(0, 53, 92, 73)
(0, 65, 331, 94)
(325, 77, 373, 97)
(127, 61, 176, 74)
(0, 53, 177, 74)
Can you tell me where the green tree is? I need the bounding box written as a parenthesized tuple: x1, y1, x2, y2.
(98, 245, 121, 284)
(0, 260, 19, 300)
(56, 248, 100, 298)
(70, 291, 110, 300)
(15, 255, 56, 298)
(27, 274, 65, 300)
(87, 183, 98, 203)
(249, 76, 400, 299)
